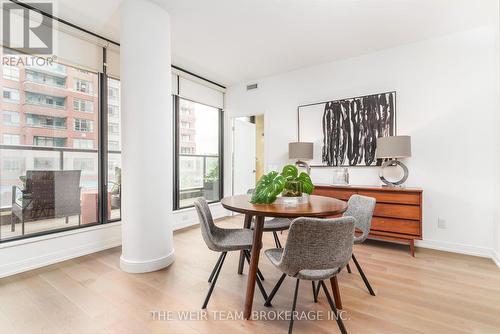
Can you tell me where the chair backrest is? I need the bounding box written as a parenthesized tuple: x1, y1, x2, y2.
(25, 170, 81, 217)
(194, 197, 221, 251)
(343, 194, 376, 241)
(277, 217, 355, 277)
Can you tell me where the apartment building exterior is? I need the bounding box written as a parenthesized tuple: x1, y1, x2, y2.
(0, 58, 104, 209)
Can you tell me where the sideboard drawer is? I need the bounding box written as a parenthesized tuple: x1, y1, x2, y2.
(314, 188, 354, 201)
(374, 203, 421, 221)
(358, 190, 420, 205)
(371, 217, 420, 236)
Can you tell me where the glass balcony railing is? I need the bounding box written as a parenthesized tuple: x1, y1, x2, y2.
(0, 144, 121, 242)
(178, 154, 220, 208)
(25, 63, 67, 77)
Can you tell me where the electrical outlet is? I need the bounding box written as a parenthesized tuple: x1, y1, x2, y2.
(437, 217, 446, 229)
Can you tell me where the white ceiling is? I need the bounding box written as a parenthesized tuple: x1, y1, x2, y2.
(31, 0, 498, 86)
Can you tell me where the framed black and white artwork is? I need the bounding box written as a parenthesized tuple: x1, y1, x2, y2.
(298, 91, 396, 167)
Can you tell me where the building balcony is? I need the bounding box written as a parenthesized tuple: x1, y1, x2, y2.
(23, 81, 68, 98)
(25, 63, 67, 77)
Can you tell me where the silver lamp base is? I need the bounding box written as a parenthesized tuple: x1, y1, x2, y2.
(379, 160, 409, 187)
(295, 160, 311, 175)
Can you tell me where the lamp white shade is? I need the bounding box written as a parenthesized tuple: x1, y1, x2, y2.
(376, 136, 411, 159)
(289, 142, 314, 160)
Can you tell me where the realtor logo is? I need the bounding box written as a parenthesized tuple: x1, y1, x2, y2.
(2, 2, 53, 54)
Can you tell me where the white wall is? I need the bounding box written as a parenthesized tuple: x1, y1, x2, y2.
(226, 26, 500, 262)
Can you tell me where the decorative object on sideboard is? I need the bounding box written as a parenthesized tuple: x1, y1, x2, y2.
(331, 167, 349, 185)
(288, 142, 313, 174)
(250, 165, 314, 204)
(376, 135, 411, 187)
(298, 91, 396, 167)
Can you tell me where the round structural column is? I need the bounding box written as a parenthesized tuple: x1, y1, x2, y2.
(119, 0, 174, 273)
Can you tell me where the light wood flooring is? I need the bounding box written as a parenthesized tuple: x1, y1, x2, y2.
(0, 215, 499, 334)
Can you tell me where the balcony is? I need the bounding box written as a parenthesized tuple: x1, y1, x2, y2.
(25, 63, 67, 77)
(178, 154, 220, 208)
(0, 144, 121, 242)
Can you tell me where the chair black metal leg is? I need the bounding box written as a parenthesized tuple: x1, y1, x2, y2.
(10, 215, 15, 232)
(346, 263, 352, 274)
(202, 252, 227, 309)
(272, 231, 282, 248)
(208, 252, 225, 283)
(288, 279, 300, 334)
(264, 273, 286, 307)
(243, 250, 268, 301)
(352, 253, 375, 296)
(320, 280, 347, 334)
(243, 250, 265, 281)
(65, 216, 69, 224)
(312, 281, 318, 302)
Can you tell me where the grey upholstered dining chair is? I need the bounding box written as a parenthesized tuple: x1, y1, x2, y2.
(314, 194, 377, 300)
(194, 198, 268, 309)
(247, 189, 291, 248)
(264, 216, 355, 334)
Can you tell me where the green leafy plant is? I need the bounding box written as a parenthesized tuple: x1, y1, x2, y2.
(250, 171, 285, 204)
(251, 165, 314, 204)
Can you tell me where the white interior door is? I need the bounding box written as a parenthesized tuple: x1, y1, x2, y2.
(233, 119, 256, 195)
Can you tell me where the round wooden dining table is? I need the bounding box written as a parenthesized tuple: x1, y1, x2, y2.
(221, 194, 348, 320)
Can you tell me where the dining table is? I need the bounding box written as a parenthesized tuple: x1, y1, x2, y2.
(220, 194, 348, 320)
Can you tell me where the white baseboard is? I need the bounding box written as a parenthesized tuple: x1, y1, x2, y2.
(492, 250, 500, 268)
(0, 222, 122, 278)
(120, 248, 175, 273)
(172, 202, 230, 231)
(416, 239, 493, 259)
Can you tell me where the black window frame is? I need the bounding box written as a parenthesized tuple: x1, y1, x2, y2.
(173, 95, 224, 210)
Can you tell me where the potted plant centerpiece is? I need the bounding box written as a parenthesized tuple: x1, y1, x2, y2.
(250, 165, 314, 204)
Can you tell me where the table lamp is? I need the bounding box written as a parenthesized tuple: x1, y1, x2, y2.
(289, 142, 313, 174)
(375, 136, 411, 187)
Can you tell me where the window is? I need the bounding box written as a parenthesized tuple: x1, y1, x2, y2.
(3, 88, 20, 103)
(3, 65, 19, 81)
(0, 10, 112, 243)
(33, 136, 66, 147)
(174, 98, 222, 209)
(74, 118, 93, 132)
(108, 140, 120, 151)
(108, 86, 119, 99)
(108, 105, 119, 117)
(75, 79, 93, 94)
(73, 98, 94, 113)
(73, 139, 94, 149)
(34, 157, 57, 170)
(2, 111, 20, 126)
(25, 92, 65, 108)
(108, 122, 120, 135)
(107, 78, 122, 221)
(26, 114, 66, 129)
(3, 134, 20, 145)
(25, 70, 66, 87)
(2, 157, 24, 172)
(73, 158, 95, 171)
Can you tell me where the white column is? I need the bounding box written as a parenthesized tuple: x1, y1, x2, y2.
(119, 0, 174, 273)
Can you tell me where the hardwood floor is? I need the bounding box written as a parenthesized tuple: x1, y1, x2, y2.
(1, 215, 499, 334)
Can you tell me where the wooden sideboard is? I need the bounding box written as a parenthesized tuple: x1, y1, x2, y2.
(313, 185, 423, 256)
